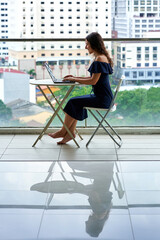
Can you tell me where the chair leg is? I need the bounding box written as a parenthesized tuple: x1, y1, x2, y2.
(75, 129, 83, 140)
(86, 110, 103, 147)
(96, 111, 122, 142)
(86, 110, 122, 148)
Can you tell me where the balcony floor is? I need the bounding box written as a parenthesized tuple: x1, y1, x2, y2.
(0, 133, 160, 240)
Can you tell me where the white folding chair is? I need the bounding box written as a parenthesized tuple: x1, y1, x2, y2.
(84, 75, 125, 148)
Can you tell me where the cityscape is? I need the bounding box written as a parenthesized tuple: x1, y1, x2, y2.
(0, 0, 160, 127)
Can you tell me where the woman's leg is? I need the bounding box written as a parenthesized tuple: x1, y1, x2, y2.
(57, 119, 77, 144)
(48, 113, 76, 139)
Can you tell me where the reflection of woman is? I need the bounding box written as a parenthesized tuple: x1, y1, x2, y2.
(48, 32, 113, 144)
(86, 189, 112, 237)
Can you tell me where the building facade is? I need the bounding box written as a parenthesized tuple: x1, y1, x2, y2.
(113, 40, 160, 85)
(112, 0, 160, 38)
(6, 1, 111, 63)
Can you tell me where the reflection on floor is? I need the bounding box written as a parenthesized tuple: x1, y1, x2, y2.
(0, 134, 160, 240)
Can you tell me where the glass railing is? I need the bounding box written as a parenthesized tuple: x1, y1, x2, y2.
(0, 38, 160, 128)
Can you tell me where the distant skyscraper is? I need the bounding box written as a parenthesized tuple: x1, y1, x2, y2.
(112, 0, 160, 38)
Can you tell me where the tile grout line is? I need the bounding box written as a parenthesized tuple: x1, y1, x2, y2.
(0, 134, 16, 158)
(119, 161, 136, 240)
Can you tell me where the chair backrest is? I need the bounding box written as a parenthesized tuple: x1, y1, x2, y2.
(109, 75, 125, 110)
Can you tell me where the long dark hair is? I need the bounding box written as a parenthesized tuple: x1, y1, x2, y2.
(86, 32, 113, 67)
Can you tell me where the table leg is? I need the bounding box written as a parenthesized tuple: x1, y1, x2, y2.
(32, 85, 80, 148)
(48, 86, 83, 141)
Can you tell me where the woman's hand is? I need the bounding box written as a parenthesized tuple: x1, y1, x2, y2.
(63, 75, 74, 79)
(63, 75, 75, 82)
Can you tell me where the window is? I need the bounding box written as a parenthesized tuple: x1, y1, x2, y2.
(68, 53, 72, 56)
(41, 54, 45, 56)
(139, 72, 144, 77)
(137, 47, 141, 52)
(117, 46, 121, 53)
(125, 72, 130, 77)
(145, 54, 149, 60)
(137, 54, 141, 60)
(122, 63, 125, 67)
(145, 47, 149, 52)
(145, 63, 149, 67)
(155, 71, 160, 76)
(137, 63, 141, 67)
(134, 0, 138, 5)
(153, 54, 157, 60)
(153, 47, 157, 51)
(153, 63, 157, 67)
(148, 71, 152, 76)
(133, 72, 137, 78)
(69, 45, 72, 48)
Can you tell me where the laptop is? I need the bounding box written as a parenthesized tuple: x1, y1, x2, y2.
(44, 62, 75, 84)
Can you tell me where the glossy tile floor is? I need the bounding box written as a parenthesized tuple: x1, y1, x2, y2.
(0, 133, 160, 240)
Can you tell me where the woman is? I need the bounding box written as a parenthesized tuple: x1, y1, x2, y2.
(48, 32, 113, 144)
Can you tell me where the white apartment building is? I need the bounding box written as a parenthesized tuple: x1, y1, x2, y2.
(112, 0, 160, 38)
(113, 41, 160, 85)
(0, 0, 9, 60)
(0, 0, 22, 61)
(7, 0, 111, 61)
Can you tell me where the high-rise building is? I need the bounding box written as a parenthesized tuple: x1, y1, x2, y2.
(112, 0, 160, 38)
(0, 0, 9, 60)
(5, 0, 111, 63)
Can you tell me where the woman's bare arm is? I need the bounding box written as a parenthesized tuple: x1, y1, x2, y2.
(63, 73, 101, 85)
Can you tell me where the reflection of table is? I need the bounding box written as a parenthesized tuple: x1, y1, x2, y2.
(30, 79, 83, 147)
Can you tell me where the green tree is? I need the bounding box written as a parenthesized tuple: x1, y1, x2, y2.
(27, 69, 36, 79)
(0, 100, 12, 121)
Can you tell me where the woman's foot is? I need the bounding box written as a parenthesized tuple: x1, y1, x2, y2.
(57, 132, 76, 145)
(48, 130, 65, 139)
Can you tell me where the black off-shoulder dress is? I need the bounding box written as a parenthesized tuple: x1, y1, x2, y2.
(63, 61, 113, 121)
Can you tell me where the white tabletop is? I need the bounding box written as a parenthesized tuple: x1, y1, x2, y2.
(30, 79, 80, 86)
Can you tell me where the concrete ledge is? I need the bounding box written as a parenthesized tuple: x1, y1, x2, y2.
(0, 127, 160, 134)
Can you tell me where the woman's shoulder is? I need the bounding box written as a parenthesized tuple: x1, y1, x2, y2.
(95, 55, 109, 64)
